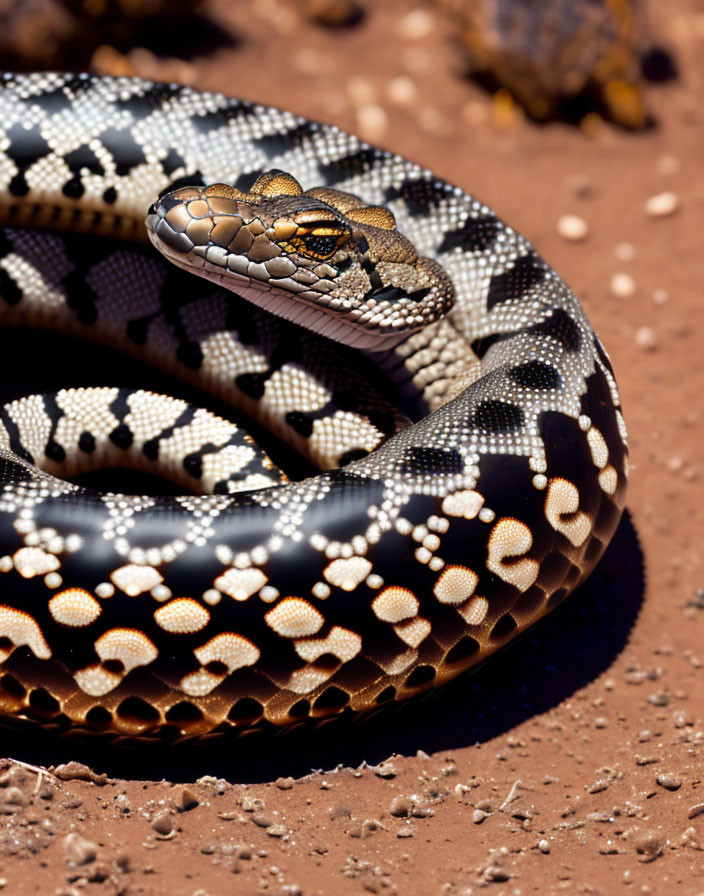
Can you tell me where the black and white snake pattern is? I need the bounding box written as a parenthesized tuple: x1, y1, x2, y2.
(0, 72, 627, 740)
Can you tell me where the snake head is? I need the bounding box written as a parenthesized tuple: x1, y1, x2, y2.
(146, 170, 454, 350)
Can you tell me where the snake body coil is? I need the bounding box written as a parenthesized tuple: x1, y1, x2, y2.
(0, 73, 627, 739)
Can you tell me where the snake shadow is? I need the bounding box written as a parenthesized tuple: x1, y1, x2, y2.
(0, 509, 644, 782)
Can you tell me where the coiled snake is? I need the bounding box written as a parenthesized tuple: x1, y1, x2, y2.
(0, 73, 627, 740)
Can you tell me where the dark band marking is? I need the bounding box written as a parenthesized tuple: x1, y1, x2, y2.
(509, 360, 563, 390)
(384, 176, 450, 218)
(487, 254, 546, 310)
(255, 122, 319, 157)
(470, 400, 524, 433)
(437, 214, 500, 254)
(400, 445, 464, 477)
(319, 148, 384, 185)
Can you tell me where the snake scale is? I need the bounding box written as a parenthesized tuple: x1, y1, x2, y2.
(0, 72, 627, 741)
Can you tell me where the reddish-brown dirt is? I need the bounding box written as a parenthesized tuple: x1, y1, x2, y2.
(1, 2, 703, 893)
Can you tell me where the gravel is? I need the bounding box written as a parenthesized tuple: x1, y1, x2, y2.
(557, 214, 589, 241)
(645, 191, 679, 217)
(610, 272, 636, 297)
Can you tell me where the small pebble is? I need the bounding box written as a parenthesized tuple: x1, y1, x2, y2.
(361, 818, 384, 837)
(217, 810, 241, 821)
(557, 214, 589, 241)
(64, 832, 98, 866)
(635, 756, 660, 766)
(398, 8, 434, 40)
(626, 669, 647, 685)
(656, 773, 682, 791)
(588, 811, 614, 822)
(647, 692, 669, 706)
(538, 839, 550, 854)
(173, 786, 199, 812)
(645, 191, 679, 217)
(2, 787, 25, 807)
(687, 803, 704, 819)
(473, 809, 489, 824)
(475, 799, 494, 812)
(37, 781, 54, 801)
(635, 832, 664, 862)
(389, 795, 413, 817)
(587, 779, 611, 794)
(635, 327, 657, 350)
(372, 761, 397, 779)
(266, 824, 287, 838)
(114, 793, 131, 813)
(681, 827, 700, 850)
(356, 104, 388, 140)
(412, 806, 434, 818)
(610, 272, 636, 297)
(672, 709, 692, 728)
(252, 812, 275, 828)
(152, 814, 174, 836)
(275, 777, 294, 791)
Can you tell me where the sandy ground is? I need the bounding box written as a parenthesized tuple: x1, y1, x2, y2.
(0, 1, 703, 893)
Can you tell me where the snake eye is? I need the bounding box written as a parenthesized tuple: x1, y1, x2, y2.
(301, 229, 347, 258)
(286, 218, 350, 261)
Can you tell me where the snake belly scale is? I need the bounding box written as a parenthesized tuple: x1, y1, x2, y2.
(0, 72, 627, 740)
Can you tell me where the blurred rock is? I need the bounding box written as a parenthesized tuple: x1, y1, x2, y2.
(0, 0, 202, 69)
(431, 0, 667, 128)
(304, 0, 363, 27)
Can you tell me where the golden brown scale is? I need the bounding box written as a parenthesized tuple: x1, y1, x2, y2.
(306, 185, 368, 214)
